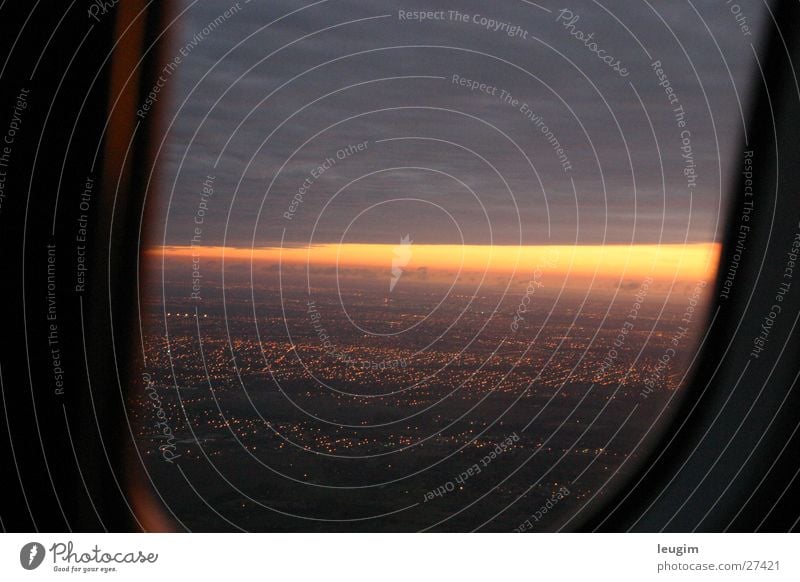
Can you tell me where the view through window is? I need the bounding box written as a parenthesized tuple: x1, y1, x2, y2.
(135, 0, 768, 531)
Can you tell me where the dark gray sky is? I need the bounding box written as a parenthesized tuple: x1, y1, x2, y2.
(153, 0, 769, 248)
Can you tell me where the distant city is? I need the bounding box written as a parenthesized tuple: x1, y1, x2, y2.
(132, 0, 749, 530)
(133, 263, 708, 531)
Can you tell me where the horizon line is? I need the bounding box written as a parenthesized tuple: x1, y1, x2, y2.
(147, 242, 721, 282)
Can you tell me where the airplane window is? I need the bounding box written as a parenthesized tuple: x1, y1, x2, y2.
(134, 0, 770, 531)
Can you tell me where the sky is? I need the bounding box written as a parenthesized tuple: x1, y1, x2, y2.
(151, 0, 769, 252)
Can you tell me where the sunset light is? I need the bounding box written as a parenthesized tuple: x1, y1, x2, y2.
(151, 242, 720, 283)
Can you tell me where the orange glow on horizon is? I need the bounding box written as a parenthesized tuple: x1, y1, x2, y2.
(148, 242, 720, 282)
